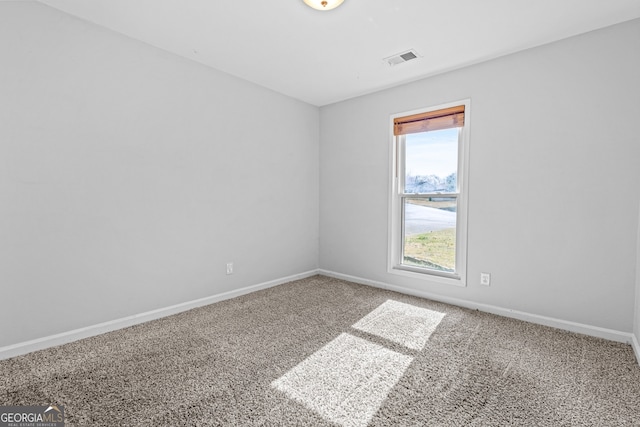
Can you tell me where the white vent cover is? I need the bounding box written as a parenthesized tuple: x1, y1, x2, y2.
(384, 49, 420, 66)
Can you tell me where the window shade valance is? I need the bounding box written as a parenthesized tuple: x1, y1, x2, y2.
(393, 105, 465, 136)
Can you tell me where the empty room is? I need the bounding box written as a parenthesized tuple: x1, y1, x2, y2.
(1, 1, 640, 426)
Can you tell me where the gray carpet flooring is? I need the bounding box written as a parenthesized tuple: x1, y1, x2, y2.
(2, 275, 639, 426)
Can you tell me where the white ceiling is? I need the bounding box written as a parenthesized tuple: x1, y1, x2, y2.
(38, 0, 640, 106)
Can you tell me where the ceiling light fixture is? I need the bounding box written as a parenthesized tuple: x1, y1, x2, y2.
(303, 0, 345, 11)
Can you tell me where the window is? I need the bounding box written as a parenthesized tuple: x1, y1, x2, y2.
(388, 100, 470, 285)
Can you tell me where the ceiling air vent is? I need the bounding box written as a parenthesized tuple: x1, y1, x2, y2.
(384, 49, 420, 66)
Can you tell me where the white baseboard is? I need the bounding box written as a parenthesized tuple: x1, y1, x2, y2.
(4, 269, 634, 362)
(0, 270, 320, 361)
(632, 333, 640, 366)
(319, 269, 634, 345)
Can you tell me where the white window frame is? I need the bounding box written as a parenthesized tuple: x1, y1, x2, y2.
(388, 99, 470, 287)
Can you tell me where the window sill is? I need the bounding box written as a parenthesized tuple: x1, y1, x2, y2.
(388, 265, 467, 287)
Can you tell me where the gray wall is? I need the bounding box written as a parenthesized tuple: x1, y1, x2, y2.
(319, 19, 640, 333)
(635, 200, 640, 346)
(0, 2, 319, 347)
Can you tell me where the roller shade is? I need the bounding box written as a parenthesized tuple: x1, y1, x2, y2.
(394, 105, 465, 136)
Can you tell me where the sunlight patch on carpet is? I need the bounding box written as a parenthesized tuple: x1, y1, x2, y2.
(352, 300, 445, 350)
(271, 333, 413, 427)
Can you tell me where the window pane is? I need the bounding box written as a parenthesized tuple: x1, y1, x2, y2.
(403, 197, 456, 272)
(404, 128, 458, 194)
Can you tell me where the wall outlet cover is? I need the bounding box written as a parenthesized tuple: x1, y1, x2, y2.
(480, 273, 491, 286)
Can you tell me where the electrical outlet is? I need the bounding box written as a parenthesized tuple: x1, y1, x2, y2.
(480, 272, 491, 286)
(226, 262, 233, 275)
